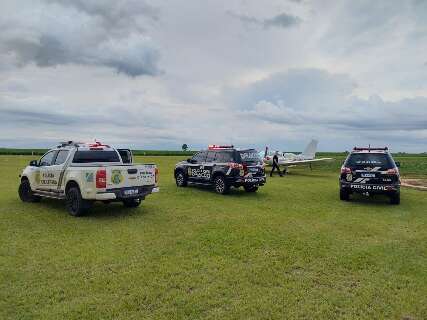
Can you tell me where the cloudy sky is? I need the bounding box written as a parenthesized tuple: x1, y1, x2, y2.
(0, 0, 426, 152)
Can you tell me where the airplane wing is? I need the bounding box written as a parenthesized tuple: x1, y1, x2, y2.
(280, 158, 333, 166)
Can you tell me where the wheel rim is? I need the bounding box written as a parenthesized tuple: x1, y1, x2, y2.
(176, 173, 184, 185)
(216, 178, 224, 193)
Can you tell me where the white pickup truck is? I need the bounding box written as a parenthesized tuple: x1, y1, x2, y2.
(18, 141, 159, 216)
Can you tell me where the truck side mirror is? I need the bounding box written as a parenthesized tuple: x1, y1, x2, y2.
(187, 158, 196, 164)
(29, 160, 38, 166)
(395, 161, 400, 168)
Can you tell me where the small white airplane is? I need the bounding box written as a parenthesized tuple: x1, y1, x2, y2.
(261, 139, 333, 169)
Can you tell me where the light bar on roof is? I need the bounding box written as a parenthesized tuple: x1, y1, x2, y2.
(353, 147, 388, 151)
(208, 144, 234, 150)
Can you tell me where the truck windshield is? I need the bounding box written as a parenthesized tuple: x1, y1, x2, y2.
(346, 153, 394, 169)
(73, 151, 120, 163)
(238, 150, 262, 164)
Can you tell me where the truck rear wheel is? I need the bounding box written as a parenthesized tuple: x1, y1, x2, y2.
(390, 192, 400, 205)
(18, 179, 40, 202)
(65, 187, 91, 217)
(123, 198, 141, 208)
(340, 189, 350, 201)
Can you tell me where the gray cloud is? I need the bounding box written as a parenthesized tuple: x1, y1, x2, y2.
(0, 89, 214, 150)
(229, 11, 301, 29)
(45, 0, 159, 34)
(229, 68, 355, 110)
(0, 0, 161, 76)
(0, 108, 78, 126)
(264, 13, 302, 28)
(234, 68, 427, 138)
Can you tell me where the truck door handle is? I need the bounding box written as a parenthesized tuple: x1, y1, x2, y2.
(127, 169, 137, 174)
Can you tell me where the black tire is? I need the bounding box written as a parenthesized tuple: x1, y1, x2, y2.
(18, 179, 41, 202)
(244, 185, 258, 193)
(390, 192, 400, 205)
(123, 198, 142, 208)
(214, 175, 230, 194)
(340, 189, 350, 201)
(65, 186, 91, 217)
(175, 171, 188, 187)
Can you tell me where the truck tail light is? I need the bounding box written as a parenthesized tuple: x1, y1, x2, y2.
(228, 162, 245, 176)
(155, 167, 159, 184)
(386, 168, 398, 175)
(228, 162, 242, 169)
(341, 167, 352, 174)
(96, 169, 106, 188)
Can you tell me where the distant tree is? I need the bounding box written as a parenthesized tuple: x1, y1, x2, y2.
(182, 144, 188, 151)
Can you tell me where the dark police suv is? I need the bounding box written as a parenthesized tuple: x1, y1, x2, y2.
(174, 145, 266, 194)
(339, 147, 401, 204)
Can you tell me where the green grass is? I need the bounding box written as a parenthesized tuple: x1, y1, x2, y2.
(1, 155, 426, 319)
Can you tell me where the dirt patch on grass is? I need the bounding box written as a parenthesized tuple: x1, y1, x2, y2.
(401, 179, 427, 191)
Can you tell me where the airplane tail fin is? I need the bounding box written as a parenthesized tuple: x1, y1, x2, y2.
(302, 139, 318, 159)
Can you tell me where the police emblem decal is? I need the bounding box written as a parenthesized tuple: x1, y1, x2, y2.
(111, 170, 123, 184)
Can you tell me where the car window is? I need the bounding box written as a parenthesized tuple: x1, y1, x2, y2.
(39, 151, 56, 166)
(206, 151, 216, 162)
(215, 151, 235, 163)
(192, 151, 207, 163)
(118, 149, 132, 164)
(238, 149, 261, 164)
(73, 151, 120, 163)
(346, 153, 394, 169)
(53, 150, 69, 165)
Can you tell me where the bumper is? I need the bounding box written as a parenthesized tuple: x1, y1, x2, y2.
(340, 181, 400, 194)
(95, 192, 117, 200)
(96, 185, 158, 201)
(230, 175, 266, 187)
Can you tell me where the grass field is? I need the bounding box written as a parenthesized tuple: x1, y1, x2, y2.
(1, 155, 426, 319)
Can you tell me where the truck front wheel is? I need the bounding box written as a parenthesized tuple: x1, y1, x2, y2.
(65, 187, 91, 216)
(123, 198, 141, 208)
(175, 171, 188, 187)
(18, 179, 40, 202)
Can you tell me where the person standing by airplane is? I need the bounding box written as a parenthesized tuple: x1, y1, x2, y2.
(270, 151, 283, 177)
